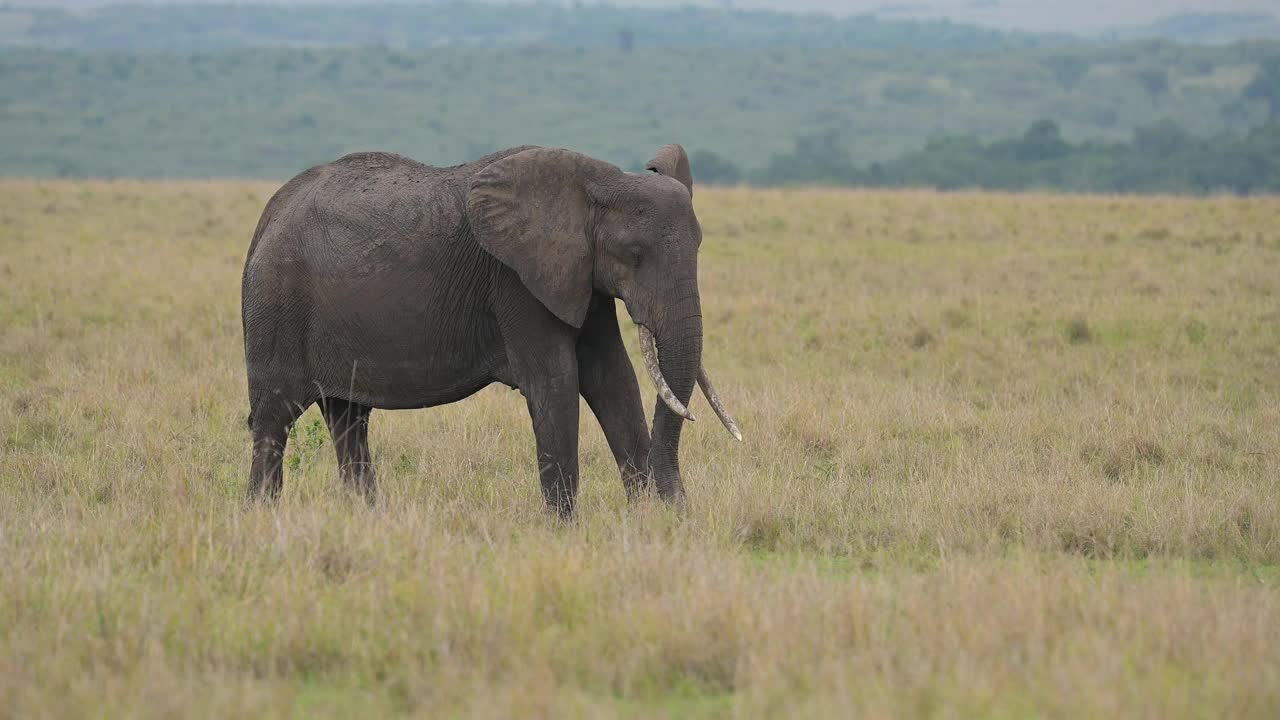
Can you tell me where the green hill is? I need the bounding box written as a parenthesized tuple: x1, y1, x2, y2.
(3, 42, 1275, 179)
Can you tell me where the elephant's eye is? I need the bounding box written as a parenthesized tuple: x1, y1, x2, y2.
(628, 247, 644, 267)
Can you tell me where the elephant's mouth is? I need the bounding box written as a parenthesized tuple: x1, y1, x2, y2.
(637, 324, 742, 442)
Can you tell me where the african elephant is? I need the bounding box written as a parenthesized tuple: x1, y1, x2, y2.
(241, 144, 740, 515)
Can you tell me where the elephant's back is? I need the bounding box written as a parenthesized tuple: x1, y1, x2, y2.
(246, 153, 461, 276)
(322, 151, 448, 191)
(319, 145, 540, 193)
(248, 147, 541, 270)
(244, 146, 547, 285)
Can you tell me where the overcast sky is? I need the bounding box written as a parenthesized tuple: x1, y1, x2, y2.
(38, 1, 1280, 35)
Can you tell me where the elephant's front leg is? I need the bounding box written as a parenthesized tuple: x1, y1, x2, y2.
(522, 359, 581, 517)
(495, 276, 585, 517)
(577, 294, 652, 500)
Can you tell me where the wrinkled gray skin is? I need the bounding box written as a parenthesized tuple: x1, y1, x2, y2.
(242, 144, 725, 515)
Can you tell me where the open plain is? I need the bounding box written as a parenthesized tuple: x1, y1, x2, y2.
(1, 182, 1277, 717)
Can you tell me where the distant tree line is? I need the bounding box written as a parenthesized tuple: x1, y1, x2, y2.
(694, 57, 1280, 194)
(694, 120, 1280, 193)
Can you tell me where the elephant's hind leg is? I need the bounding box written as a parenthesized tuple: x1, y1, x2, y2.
(321, 398, 376, 502)
(247, 396, 308, 501)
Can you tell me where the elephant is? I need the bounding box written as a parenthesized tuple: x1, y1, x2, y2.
(241, 143, 740, 515)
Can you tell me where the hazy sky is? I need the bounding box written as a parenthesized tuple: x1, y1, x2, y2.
(38, 1, 1280, 35)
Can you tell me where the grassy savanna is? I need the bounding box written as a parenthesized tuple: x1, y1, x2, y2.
(1, 180, 1278, 717)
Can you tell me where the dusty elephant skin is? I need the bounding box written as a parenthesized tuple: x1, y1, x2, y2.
(241, 144, 739, 515)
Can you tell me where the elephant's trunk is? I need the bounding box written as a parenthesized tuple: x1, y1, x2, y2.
(640, 329, 742, 441)
(644, 289, 703, 502)
(639, 326, 695, 422)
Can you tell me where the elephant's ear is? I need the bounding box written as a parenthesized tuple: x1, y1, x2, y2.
(645, 144, 693, 197)
(467, 148, 617, 328)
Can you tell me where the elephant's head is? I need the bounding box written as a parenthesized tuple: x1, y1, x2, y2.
(466, 144, 740, 500)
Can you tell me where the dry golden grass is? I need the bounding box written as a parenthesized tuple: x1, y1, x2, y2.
(1, 181, 1278, 717)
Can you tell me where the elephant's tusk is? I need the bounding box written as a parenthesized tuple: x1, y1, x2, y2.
(698, 368, 743, 442)
(638, 325, 696, 422)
